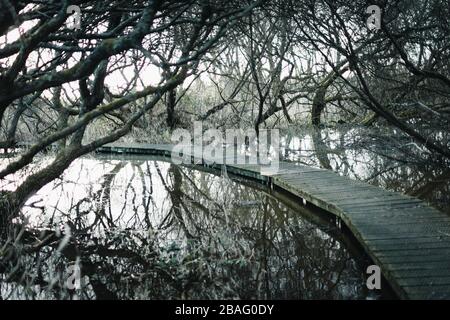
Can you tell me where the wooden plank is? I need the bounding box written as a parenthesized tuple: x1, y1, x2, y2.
(377, 254, 450, 264)
(384, 261, 450, 271)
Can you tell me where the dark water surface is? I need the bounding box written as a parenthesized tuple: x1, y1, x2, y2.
(0, 155, 380, 300)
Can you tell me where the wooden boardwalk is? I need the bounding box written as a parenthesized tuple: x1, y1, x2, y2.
(97, 143, 450, 300)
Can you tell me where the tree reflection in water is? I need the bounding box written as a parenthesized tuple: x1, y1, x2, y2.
(282, 126, 450, 214)
(0, 158, 371, 300)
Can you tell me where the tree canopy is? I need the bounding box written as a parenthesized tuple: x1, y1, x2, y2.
(1, 0, 449, 219)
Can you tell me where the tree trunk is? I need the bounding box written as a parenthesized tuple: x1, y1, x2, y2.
(311, 67, 348, 127)
(166, 89, 177, 130)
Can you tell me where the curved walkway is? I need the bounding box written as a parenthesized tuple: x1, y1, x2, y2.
(97, 143, 450, 300)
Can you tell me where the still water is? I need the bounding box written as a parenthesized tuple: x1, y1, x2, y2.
(0, 156, 377, 300)
(279, 126, 450, 213)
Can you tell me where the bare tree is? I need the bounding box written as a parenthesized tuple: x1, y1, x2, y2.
(0, 0, 263, 222)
